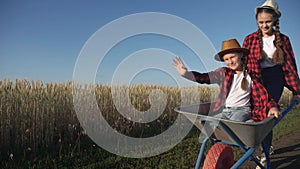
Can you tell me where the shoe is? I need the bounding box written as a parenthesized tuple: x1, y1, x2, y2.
(255, 154, 267, 169)
(255, 145, 274, 168)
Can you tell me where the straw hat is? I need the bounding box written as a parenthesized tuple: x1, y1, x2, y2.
(214, 39, 249, 61)
(255, 0, 281, 17)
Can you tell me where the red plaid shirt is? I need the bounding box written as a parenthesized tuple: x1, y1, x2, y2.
(183, 67, 278, 121)
(243, 30, 300, 95)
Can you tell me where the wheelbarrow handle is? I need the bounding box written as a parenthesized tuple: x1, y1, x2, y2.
(274, 100, 299, 127)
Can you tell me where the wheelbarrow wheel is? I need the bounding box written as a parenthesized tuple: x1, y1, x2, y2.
(203, 143, 234, 169)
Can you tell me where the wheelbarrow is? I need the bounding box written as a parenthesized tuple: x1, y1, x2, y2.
(174, 101, 298, 169)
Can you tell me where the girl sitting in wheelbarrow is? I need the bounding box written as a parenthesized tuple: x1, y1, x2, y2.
(173, 38, 281, 122)
(173, 39, 282, 169)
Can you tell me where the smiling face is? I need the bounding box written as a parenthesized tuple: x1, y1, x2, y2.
(256, 11, 276, 37)
(223, 52, 244, 74)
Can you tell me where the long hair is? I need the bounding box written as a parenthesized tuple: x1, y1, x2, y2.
(256, 8, 285, 65)
(240, 55, 248, 91)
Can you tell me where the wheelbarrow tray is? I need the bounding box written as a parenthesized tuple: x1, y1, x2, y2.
(174, 102, 275, 147)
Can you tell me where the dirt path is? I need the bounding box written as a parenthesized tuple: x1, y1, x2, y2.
(241, 130, 300, 169)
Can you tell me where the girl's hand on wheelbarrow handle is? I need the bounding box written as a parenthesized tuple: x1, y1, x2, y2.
(267, 107, 280, 118)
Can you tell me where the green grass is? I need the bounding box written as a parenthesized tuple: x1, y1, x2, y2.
(273, 107, 300, 140)
(1, 108, 299, 169)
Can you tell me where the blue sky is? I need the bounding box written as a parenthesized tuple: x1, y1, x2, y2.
(1, 0, 300, 86)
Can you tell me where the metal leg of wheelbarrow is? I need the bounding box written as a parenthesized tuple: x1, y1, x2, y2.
(195, 137, 210, 169)
(230, 138, 271, 169)
(231, 146, 257, 169)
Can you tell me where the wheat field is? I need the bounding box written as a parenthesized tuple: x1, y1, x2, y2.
(0, 79, 293, 160)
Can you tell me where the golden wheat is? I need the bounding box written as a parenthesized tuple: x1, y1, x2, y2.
(0, 79, 293, 159)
